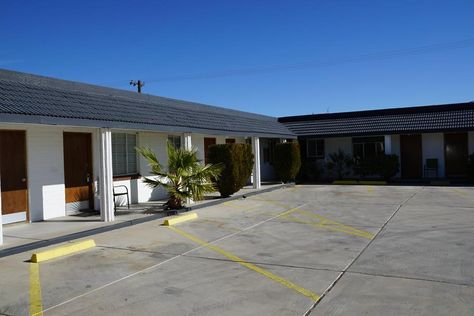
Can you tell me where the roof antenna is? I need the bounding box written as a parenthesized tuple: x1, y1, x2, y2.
(326, 106, 330, 113)
(130, 80, 145, 93)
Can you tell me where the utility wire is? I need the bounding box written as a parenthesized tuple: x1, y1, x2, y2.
(103, 37, 474, 85)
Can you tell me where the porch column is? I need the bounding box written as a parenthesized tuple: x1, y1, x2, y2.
(384, 135, 392, 155)
(0, 176, 3, 245)
(252, 137, 261, 189)
(183, 133, 192, 151)
(99, 128, 115, 222)
(183, 133, 193, 204)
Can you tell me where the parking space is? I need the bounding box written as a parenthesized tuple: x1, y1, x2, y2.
(0, 185, 473, 315)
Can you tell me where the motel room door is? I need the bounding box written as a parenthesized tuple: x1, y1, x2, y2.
(204, 137, 216, 164)
(445, 132, 468, 178)
(0, 130, 29, 223)
(63, 132, 93, 211)
(400, 134, 422, 179)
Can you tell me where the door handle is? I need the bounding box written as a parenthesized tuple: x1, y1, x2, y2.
(21, 178, 26, 183)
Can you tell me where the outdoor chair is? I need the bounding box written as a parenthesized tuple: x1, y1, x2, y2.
(113, 185, 130, 212)
(424, 158, 438, 178)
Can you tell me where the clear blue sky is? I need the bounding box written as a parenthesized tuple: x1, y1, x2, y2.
(1, 1, 473, 116)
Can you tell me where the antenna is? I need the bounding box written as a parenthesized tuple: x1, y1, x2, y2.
(130, 80, 145, 93)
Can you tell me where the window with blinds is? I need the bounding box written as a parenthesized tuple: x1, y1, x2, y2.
(112, 133, 137, 176)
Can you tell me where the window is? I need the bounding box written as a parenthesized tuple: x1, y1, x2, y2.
(263, 139, 278, 164)
(307, 139, 325, 158)
(352, 136, 384, 160)
(168, 135, 181, 149)
(112, 133, 137, 176)
(225, 138, 236, 144)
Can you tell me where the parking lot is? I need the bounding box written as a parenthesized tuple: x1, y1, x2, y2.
(1, 184, 473, 316)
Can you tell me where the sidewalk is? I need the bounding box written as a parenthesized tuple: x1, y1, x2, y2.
(0, 183, 290, 257)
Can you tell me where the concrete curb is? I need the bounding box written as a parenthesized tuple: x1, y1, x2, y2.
(30, 239, 96, 263)
(0, 183, 292, 259)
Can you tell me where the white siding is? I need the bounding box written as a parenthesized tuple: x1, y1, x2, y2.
(422, 133, 445, 177)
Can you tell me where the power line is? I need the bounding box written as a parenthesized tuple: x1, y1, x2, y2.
(104, 37, 474, 86)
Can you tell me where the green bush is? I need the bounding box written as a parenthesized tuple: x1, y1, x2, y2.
(327, 149, 353, 180)
(298, 159, 321, 182)
(273, 142, 301, 183)
(208, 143, 254, 197)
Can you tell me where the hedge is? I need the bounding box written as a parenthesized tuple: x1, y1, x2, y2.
(208, 143, 254, 197)
(273, 142, 301, 183)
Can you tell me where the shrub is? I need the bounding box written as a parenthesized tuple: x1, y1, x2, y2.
(327, 149, 353, 180)
(298, 159, 322, 182)
(208, 143, 254, 197)
(354, 154, 400, 180)
(273, 142, 301, 183)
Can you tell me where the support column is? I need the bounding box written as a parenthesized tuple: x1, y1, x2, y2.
(183, 133, 192, 151)
(99, 128, 114, 222)
(0, 176, 3, 245)
(384, 135, 392, 155)
(183, 133, 193, 205)
(252, 137, 261, 189)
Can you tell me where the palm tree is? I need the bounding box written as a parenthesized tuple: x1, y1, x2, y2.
(136, 143, 222, 209)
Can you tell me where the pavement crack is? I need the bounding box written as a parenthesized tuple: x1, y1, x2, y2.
(346, 270, 474, 288)
(303, 188, 423, 316)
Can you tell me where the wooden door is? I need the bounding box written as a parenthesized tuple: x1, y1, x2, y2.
(204, 137, 216, 164)
(445, 132, 468, 178)
(0, 130, 29, 222)
(63, 132, 93, 209)
(400, 134, 422, 179)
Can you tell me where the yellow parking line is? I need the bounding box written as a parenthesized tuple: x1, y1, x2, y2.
(30, 263, 43, 316)
(283, 210, 374, 240)
(367, 186, 374, 193)
(168, 226, 320, 301)
(451, 188, 468, 197)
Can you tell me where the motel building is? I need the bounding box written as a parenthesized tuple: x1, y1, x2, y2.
(0, 69, 296, 245)
(279, 103, 474, 180)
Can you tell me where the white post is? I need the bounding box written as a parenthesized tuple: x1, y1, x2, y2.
(384, 135, 392, 155)
(252, 137, 261, 189)
(183, 133, 194, 205)
(99, 128, 115, 222)
(183, 133, 192, 151)
(0, 175, 3, 245)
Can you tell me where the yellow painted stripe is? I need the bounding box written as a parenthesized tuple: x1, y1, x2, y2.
(162, 212, 198, 226)
(451, 188, 468, 197)
(367, 186, 374, 193)
(29, 263, 43, 316)
(168, 226, 320, 301)
(283, 210, 374, 240)
(30, 240, 96, 263)
(332, 180, 358, 185)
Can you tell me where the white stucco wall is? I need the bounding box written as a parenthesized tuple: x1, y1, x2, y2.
(422, 133, 445, 177)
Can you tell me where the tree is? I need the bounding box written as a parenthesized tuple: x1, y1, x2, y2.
(137, 143, 222, 209)
(273, 142, 302, 183)
(208, 143, 254, 197)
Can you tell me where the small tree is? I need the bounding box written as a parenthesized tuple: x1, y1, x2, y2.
(327, 149, 353, 180)
(208, 143, 254, 197)
(273, 142, 301, 183)
(137, 143, 222, 209)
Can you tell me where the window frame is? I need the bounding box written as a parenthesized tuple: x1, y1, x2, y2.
(352, 136, 385, 161)
(306, 138, 325, 159)
(112, 132, 138, 177)
(167, 135, 182, 149)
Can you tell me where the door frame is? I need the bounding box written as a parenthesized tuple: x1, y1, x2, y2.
(0, 129, 29, 222)
(63, 132, 93, 210)
(400, 134, 423, 179)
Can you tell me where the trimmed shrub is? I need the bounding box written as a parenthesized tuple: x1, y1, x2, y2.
(208, 143, 254, 197)
(298, 159, 322, 182)
(273, 142, 301, 183)
(354, 154, 400, 180)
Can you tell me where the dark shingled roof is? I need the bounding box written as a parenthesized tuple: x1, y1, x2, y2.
(0, 69, 295, 138)
(279, 102, 474, 137)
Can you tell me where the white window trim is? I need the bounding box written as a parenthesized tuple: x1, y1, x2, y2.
(112, 132, 138, 176)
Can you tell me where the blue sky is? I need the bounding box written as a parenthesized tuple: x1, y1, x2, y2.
(1, 1, 473, 116)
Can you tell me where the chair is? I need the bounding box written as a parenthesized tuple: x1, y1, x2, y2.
(424, 158, 438, 178)
(113, 185, 130, 212)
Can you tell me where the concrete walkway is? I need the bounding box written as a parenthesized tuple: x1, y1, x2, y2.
(0, 183, 288, 257)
